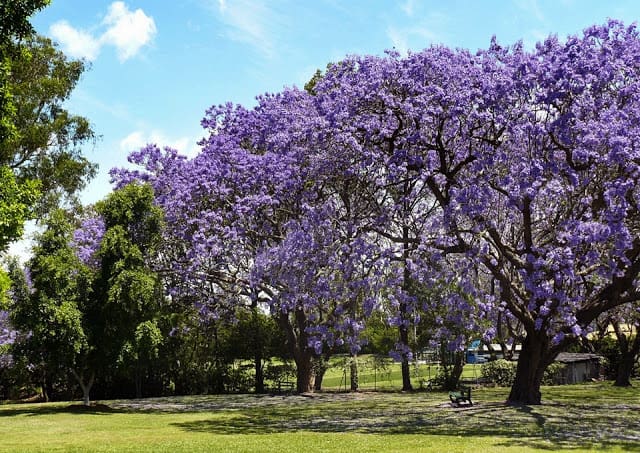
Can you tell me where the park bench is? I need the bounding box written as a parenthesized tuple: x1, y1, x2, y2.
(449, 385, 472, 406)
(273, 380, 295, 394)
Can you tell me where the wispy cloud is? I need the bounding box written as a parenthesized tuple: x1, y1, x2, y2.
(120, 130, 200, 157)
(210, 0, 282, 58)
(387, 25, 440, 55)
(49, 1, 156, 62)
(515, 0, 545, 22)
(401, 0, 417, 17)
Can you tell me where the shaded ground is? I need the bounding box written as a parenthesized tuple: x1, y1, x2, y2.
(102, 389, 640, 451)
(1, 384, 638, 452)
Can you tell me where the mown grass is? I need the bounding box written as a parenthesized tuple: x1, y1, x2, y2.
(0, 381, 639, 452)
(317, 355, 483, 391)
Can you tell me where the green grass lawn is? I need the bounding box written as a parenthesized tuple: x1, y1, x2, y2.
(0, 381, 639, 452)
(317, 355, 483, 391)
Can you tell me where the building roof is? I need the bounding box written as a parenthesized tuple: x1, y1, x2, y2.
(555, 352, 602, 363)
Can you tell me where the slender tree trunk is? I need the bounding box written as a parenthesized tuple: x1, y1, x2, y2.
(399, 224, 413, 391)
(508, 332, 556, 405)
(72, 370, 95, 406)
(350, 353, 359, 392)
(399, 326, 412, 391)
(251, 297, 265, 393)
(135, 367, 142, 398)
(313, 353, 330, 392)
(41, 377, 49, 402)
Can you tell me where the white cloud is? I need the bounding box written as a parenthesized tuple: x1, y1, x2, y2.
(49, 20, 101, 60)
(49, 1, 156, 63)
(120, 130, 200, 157)
(213, 0, 281, 58)
(101, 2, 157, 62)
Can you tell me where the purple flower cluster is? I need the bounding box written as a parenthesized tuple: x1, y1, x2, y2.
(71, 216, 105, 269)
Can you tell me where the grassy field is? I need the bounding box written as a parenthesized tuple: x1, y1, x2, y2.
(0, 381, 639, 452)
(313, 355, 484, 391)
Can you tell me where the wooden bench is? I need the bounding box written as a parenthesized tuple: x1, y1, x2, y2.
(274, 380, 294, 394)
(449, 385, 472, 406)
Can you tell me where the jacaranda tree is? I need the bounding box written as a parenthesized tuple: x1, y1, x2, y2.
(114, 20, 640, 404)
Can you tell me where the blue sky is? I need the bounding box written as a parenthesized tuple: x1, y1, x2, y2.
(28, 0, 640, 206)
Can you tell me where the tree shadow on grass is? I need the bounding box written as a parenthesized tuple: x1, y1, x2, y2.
(0, 403, 119, 417)
(171, 401, 640, 452)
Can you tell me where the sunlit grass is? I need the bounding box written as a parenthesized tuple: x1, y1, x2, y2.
(318, 354, 483, 391)
(0, 381, 638, 452)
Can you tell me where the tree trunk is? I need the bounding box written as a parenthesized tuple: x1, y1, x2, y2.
(614, 331, 640, 387)
(71, 370, 95, 406)
(447, 351, 465, 390)
(254, 353, 265, 393)
(294, 351, 315, 393)
(251, 296, 265, 394)
(135, 367, 142, 398)
(508, 332, 556, 405)
(313, 354, 330, 392)
(278, 311, 315, 393)
(399, 325, 412, 391)
(350, 354, 359, 392)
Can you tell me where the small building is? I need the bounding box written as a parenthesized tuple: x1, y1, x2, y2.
(554, 353, 602, 384)
(465, 340, 521, 364)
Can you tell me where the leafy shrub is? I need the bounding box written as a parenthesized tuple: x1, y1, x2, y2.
(480, 359, 516, 386)
(542, 362, 566, 385)
(481, 359, 568, 386)
(264, 362, 296, 384)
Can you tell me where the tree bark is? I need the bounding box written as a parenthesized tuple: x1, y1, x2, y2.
(251, 297, 265, 394)
(399, 326, 412, 391)
(350, 354, 359, 392)
(508, 332, 556, 405)
(400, 222, 413, 391)
(278, 311, 315, 393)
(614, 330, 640, 387)
(71, 369, 95, 406)
(313, 354, 330, 391)
(294, 351, 315, 393)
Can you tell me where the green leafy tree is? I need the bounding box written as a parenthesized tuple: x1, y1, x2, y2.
(90, 183, 165, 397)
(1, 35, 96, 215)
(0, 0, 51, 143)
(119, 319, 162, 398)
(1, 1, 95, 250)
(9, 209, 88, 402)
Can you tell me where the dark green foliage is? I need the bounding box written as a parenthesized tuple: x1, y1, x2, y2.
(0, 165, 39, 250)
(361, 315, 396, 354)
(3, 36, 97, 214)
(1, 1, 95, 248)
(0, 0, 50, 143)
(0, 1, 50, 41)
(8, 209, 88, 401)
(91, 183, 164, 397)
